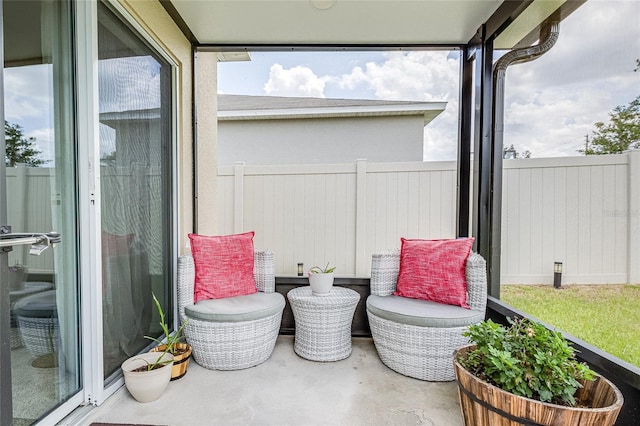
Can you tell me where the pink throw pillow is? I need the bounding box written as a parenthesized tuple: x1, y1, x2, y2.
(102, 231, 134, 257)
(188, 232, 257, 302)
(394, 237, 475, 308)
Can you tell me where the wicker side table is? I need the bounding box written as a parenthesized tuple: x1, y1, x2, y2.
(9, 281, 54, 349)
(287, 286, 360, 362)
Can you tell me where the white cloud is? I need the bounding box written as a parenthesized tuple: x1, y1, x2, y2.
(4, 65, 53, 123)
(264, 64, 331, 97)
(335, 51, 461, 160)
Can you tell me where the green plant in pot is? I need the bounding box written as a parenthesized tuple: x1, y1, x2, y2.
(453, 318, 623, 426)
(307, 262, 336, 296)
(146, 292, 192, 380)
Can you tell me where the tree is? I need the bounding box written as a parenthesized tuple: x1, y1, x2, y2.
(579, 95, 640, 155)
(4, 121, 46, 167)
(503, 144, 531, 159)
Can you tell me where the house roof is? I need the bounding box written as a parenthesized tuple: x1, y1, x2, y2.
(218, 94, 446, 125)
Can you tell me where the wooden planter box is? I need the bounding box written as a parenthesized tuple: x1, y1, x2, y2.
(151, 343, 192, 381)
(453, 345, 624, 426)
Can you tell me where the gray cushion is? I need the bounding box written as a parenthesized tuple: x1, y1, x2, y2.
(185, 292, 285, 323)
(366, 295, 484, 328)
(14, 290, 58, 318)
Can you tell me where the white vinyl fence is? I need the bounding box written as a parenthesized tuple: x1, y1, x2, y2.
(217, 160, 457, 277)
(7, 151, 640, 284)
(219, 151, 640, 284)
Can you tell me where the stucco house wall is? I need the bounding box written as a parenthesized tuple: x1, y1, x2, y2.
(218, 115, 425, 165)
(217, 94, 445, 165)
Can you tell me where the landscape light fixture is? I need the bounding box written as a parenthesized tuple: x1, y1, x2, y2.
(553, 262, 563, 289)
(297, 263, 304, 276)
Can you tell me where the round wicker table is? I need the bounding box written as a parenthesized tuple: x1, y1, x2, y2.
(287, 286, 360, 362)
(9, 281, 54, 349)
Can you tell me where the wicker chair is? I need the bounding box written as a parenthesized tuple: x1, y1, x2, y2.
(177, 250, 285, 370)
(366, 250, 487, 381)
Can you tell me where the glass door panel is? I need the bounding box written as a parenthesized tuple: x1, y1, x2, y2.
(2, 0, 81, 424)
(97, 2, 173, 382)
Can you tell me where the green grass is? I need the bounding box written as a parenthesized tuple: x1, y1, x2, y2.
(501, 284, 640, 368)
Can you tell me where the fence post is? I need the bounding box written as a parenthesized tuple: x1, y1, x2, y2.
(628, 150, 640, 284)
(234, 162, 245, 234)
(355, 159, 367, 276)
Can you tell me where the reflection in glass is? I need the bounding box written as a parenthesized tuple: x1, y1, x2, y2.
(3, 0, 80, 423)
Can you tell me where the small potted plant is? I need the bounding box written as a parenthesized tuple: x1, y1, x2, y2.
(146, 293, 192, 380)
(307, 262, 336, 296)
(8, 263, 28, 291)
(454, 318, 623, 426)
(121, 347, 174, 403)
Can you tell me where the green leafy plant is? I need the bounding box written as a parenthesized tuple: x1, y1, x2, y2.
(458, 318, 596, 406)
(144, 292, 189, 356)
(308, 262, 336, 275)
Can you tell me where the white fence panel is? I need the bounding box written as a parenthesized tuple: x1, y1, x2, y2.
(218, 161, 458, 277)
(219, 163, 360, 276)
(501, 155, 629, 284)
(364, 162, 457, 275)
(9, 152, 638, 283)
(6, 166, 54, 273)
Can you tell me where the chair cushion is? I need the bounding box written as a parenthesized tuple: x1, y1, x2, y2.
(394, 237, 474, 308)
(366, 294, 484, 328)
(185, 291, 285, 323)
(188, 232, 257, 302)
(14, 290, 58, 319)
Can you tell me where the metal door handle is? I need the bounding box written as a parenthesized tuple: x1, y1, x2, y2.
(0, 227, 61, 254)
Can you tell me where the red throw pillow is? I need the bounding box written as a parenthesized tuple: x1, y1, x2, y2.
(188, 232, 257, 302)
(394, 237, 474, 308)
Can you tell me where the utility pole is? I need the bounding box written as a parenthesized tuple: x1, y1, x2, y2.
(584, 134, 590, 154)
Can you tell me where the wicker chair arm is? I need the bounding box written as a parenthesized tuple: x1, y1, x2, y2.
(177, 255, 195, 324)
(370, 249, 400, 296)
(254, 250, 275, 293)
(465, 252, 487, 313)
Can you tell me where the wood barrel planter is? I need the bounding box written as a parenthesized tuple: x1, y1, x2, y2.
(453, 345, 624, 426)
(151, 343, 192, 381)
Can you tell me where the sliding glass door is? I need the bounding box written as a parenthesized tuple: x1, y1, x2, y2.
(97, 2, 174, 382)
(1, 0, 81, 423)
(1, 0, 176, 422)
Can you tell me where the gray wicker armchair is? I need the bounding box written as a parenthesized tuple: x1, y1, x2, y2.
(366, 250, 487, 381)
(177, 250, 285, 370)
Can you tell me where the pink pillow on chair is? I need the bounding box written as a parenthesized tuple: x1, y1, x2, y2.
(188, 232, 257, 302)
(394, 237, 474, 308)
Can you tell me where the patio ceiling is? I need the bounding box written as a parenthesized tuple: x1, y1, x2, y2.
(166, 0, 576, 48)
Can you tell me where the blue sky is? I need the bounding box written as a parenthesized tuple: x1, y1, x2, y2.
(218, 0, 640, 161)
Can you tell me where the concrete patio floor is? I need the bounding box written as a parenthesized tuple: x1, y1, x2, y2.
(78, 335, 464, 426)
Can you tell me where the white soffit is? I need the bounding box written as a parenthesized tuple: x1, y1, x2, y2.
(169, 0, 504, 45)
(494, 0, 566, 49)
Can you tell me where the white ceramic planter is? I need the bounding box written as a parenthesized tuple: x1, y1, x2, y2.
(8, 265, 27, 291)
(308, 272, 334, 296)
(121, 352, 174, 403)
